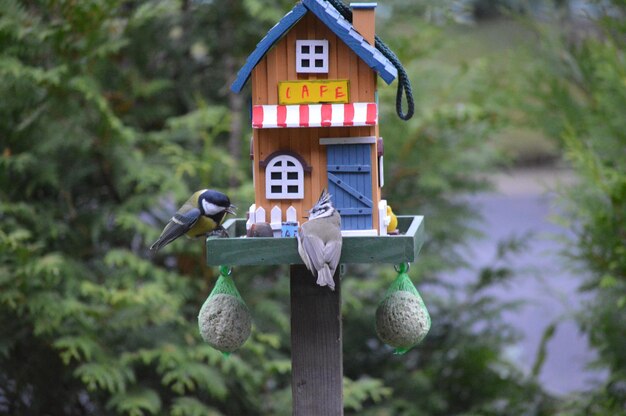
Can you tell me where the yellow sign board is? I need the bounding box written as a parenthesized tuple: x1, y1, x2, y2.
(278, 80, 349, 105)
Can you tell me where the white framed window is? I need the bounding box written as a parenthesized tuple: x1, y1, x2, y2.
(296, 40, 329, 73)
(266, 154, 304, 199)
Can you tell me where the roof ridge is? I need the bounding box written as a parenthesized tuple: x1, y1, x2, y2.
(230, 0, 397, 94)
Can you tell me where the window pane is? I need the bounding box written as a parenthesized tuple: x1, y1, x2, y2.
(315, 59, 324, 68)
(287, 185, 299, 193)
(315, 45, 323, 54)
(301, 59, 310, 68)
(287, 172, 298, 180)
(271, 185, 282, 193)
(271, 172, 282, 180)
(287, 161, 295, 166)
(301, 45, 310, 54)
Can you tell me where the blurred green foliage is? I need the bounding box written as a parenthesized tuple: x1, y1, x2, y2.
(519, 2, 626, 413)
(3, 0, 618, 414)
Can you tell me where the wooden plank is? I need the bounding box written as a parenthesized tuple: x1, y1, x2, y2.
(290, 265, 343, 416)
(325, 17, 339, 81)
(307, 13, 318, 81)
(253, 131, 263, 204)
(357, 59, 375, 101)
(349, 44, 359, 101)
(369, 127, 380, 231)
(320, 136, 377, 145)
(318, 129, 328, 198)
(286, 22, 297, 81)
(352, 7, 376, 44)
(257, 129, 272, 210)
(252, 57, 268, 105)
(334, 207, 373, 216)
(327, 165, 371, 173)
(293, 128, 311, 221)
(266, 46, 279, 105)
(309, 127, 321, 209)
(294, 10, 308, 81)
(275, 35, 288, 103)
(207, 216, 424, 266)
(336, 41, 350, 81)
(327, 172, 374, 208)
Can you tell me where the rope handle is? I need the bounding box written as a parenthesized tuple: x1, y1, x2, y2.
(326, 0, 415, 121)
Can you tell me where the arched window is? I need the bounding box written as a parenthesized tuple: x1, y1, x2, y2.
(264, 154, 305, 199)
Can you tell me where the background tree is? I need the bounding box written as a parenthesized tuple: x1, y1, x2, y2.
(1, 0, 560, 414)
(519, 1, 626, 413)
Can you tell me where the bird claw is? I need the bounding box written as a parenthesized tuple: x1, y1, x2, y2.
(207, 226, 229, 239)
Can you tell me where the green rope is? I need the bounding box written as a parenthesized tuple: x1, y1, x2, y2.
(325, 0, 415, 121)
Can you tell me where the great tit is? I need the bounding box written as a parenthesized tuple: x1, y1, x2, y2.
(150, 189, 236, 252)
(297, 189, 343, 290)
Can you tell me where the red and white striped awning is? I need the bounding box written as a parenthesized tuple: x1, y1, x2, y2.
(252, 103, 377, 129)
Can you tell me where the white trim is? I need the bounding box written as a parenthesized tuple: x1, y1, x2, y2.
(246, 204, 256, 231)
(255, 206, 266, 223)
(270, 206, 282, 238)
(296, 40, 329, 73)
(378, 155, 384, 188)
(265, 154, 305, 199)
(331, 104, 344, 125)
(350, 2, 378, 9)
(309, 104, 322, 126)
(264, 105, 277, 124)
(378, 199, 388, 236)
(354, 102, 368, 123)
(319, 136, 377, 145)
(341, 229, 378, 237)
(286, 105, 300, 127)
(286, 206, 298, 222)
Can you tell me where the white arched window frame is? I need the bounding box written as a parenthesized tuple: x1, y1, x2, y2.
(265, 154, 305, 199)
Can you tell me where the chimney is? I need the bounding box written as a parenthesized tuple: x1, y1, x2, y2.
(350, 3, 376, 45)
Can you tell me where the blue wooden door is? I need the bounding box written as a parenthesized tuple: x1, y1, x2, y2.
(326, 144, 373, 230)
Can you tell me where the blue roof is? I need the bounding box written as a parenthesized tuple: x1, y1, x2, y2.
(230, 0, 398, 93)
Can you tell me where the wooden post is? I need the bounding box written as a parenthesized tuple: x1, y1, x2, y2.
(290, 265, 343, 416)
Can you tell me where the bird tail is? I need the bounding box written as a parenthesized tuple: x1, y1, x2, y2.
(149, 240, 162, 252)
(316, 265, 335, 291)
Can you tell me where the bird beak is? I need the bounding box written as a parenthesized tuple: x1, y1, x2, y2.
(226, 204, 237, 215)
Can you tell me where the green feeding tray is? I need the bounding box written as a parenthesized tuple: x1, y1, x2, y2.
(206, 215, 424, 266)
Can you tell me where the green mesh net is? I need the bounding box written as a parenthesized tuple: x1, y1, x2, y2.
(377, 263, 431, 355)
(207, 265, 245, 302)
(381, 263, 420, 301)
(198, 266, 250, 357)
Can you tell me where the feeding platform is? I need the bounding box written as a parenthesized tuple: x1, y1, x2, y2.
(206, 215, 424, 266)
(208, 0, 427, 412)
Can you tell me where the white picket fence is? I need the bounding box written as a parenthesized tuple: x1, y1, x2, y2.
(246, 204, 298, 238)
(247, 200, 390, 237)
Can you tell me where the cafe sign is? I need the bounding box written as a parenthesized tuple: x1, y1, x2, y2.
(278, 80, 349, 105)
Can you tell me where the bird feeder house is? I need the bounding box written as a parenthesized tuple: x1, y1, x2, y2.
(206, 1, 424, 414)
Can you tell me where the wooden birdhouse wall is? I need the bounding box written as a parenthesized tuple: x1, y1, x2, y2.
(250, 13, 377, 104)
(251, 11, 382, 230)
